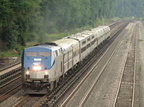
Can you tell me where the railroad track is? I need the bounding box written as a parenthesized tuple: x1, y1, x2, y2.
(34, 22, 129, 107)
(0, 65, 22, 103)
(0, 62, 22, 104)
(0, 82, 22, 103)
(0, 61, 21, 72)
(0, 76, 21, 89)
(12, 95, 44, 107)
(0, 62, 21, 87)
(113, 22, 137, 107)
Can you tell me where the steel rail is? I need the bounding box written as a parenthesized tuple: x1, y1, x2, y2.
(0, 62, 21, 72)
(112, 23, 137, 107)
(131, 22, 137, 107)
(12, 95, 30, 107)
(0, 83, 22, 102)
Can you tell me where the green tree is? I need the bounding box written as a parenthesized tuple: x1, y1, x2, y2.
(0, 0, 41, 49)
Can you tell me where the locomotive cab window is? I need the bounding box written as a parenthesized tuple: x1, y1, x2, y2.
(55, 51, 59, 56)
(39, 52, 50, 56)
(26, 52, 36, 56)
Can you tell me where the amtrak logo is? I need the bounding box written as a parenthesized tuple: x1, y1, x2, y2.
(33, 62, 41, 65)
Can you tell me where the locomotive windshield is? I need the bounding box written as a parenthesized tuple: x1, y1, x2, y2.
(26, 52, 50, 57)
(23, 47, 54, 70)
(39, 52, 50, 56)
(26, 52, 36, 56)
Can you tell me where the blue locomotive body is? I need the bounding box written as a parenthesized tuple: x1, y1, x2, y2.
(22, 46, 53, 71)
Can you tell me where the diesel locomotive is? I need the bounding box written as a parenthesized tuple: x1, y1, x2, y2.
(21, 26, 110, 94)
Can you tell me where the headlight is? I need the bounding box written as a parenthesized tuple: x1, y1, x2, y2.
(26, 71, 30, 78)
(26, 71, 30, 75)
(33, 65, 42, 71)
(45, 71, 48, 75)
(44, 71, 48, 78)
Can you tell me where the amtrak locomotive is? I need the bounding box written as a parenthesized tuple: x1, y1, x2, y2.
(21, 26, 110, 94)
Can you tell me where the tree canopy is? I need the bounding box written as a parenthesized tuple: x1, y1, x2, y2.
(0, 0, 144, 51)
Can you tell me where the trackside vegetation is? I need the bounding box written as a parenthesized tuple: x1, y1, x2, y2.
(0, 0, 144, 57)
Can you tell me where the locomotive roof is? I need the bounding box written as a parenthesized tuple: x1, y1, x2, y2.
(53, 38, 78, 50)
(25, 44, 60, 51)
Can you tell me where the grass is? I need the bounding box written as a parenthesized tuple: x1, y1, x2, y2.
(139, 65, 142, 73)
(0, 51, 19, 57)
(0, 45, 24, 57)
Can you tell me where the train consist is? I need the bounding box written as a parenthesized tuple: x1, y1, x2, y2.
(21, 26, 110, 94)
